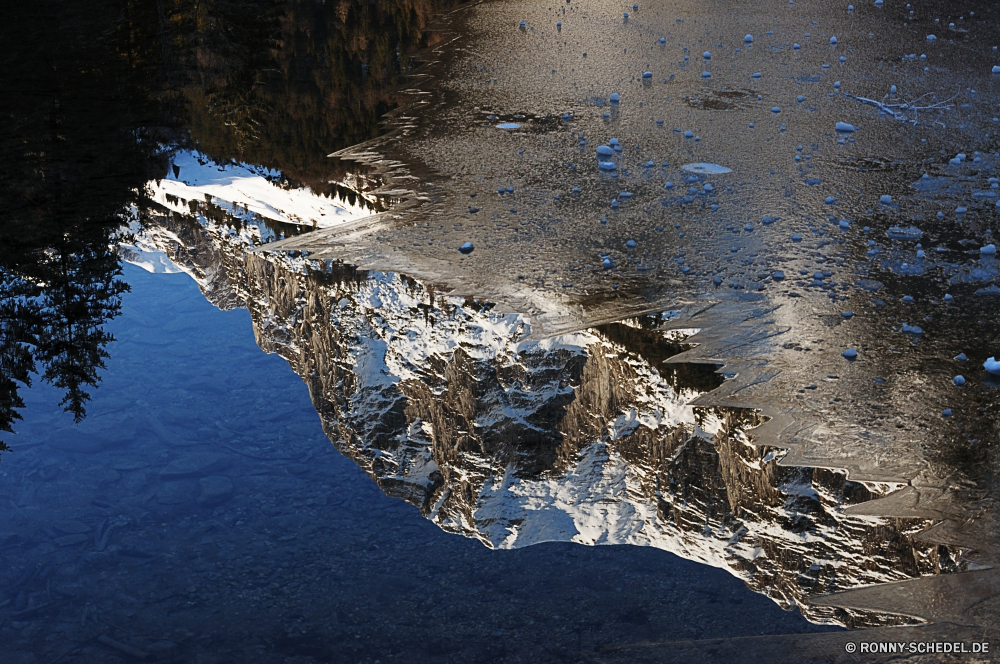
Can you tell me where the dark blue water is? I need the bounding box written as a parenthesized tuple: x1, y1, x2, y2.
(0, 264, 834, 663)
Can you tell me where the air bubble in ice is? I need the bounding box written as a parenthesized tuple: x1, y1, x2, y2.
(459, 242, 474, 254)
(680, 162, 732, 174)
(985, 357, 1000, 374)
(745, 34, 754, 43)
(836, 122, 855, 132)
(843, 348, 857, 358)
(886, 225, 922, 240)
(954, 375, 966, 386)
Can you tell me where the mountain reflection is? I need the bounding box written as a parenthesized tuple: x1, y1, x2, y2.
(129, 206, 970, 627)
(3, 0, 990, 638)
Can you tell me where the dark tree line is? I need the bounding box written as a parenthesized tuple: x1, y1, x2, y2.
(0, 1, 161, 454)
(182, 0, 463, 191)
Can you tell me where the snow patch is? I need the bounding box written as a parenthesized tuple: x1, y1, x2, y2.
(150, 150, 374, 229)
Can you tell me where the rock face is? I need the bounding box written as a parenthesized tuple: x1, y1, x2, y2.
(129, 209, 968, 627)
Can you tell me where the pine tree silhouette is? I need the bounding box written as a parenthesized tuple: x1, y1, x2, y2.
(0, 0, 154, 455)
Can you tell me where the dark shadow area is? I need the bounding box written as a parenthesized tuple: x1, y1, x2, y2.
(0, 1, 166, 453)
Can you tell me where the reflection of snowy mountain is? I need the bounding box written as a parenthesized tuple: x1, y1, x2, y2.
(125, 205, 969, 627)
(149, 150, 377, 229)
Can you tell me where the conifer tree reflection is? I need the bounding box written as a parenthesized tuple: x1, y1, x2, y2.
(0, 1, 158, 455)
(33, 234, 132, 425)
(0, 282, 37, 455)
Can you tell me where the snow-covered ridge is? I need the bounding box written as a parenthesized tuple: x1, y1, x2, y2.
(126, 209, 969, 628)
(148, 149, 376, 230)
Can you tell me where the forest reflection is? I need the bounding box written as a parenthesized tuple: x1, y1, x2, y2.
(0, 0, 460, 453)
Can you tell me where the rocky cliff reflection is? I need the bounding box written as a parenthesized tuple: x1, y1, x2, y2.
(131, 208, 969, 628)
